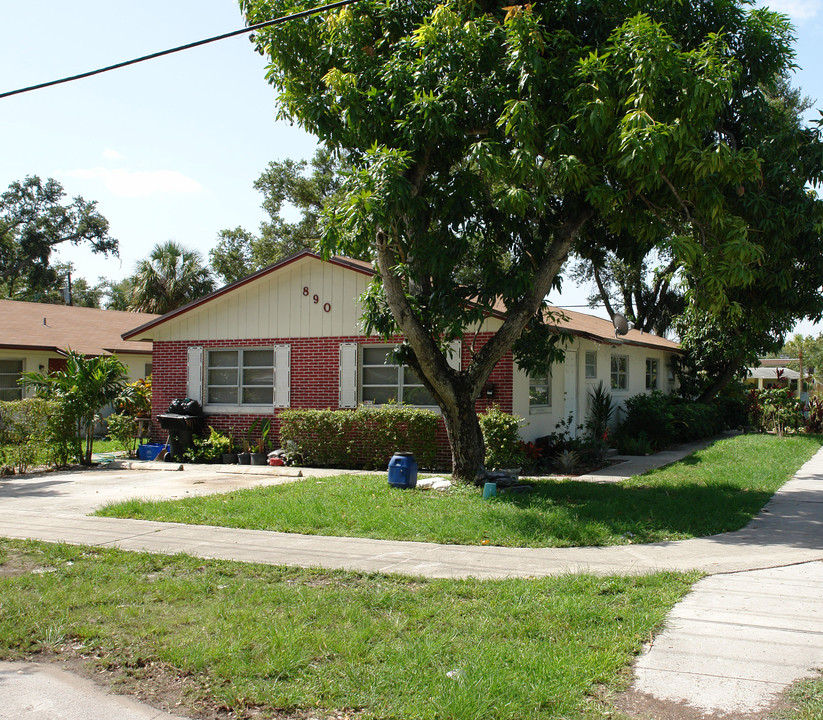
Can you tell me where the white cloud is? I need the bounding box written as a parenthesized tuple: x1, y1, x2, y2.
(764, 0, 821, 20)
(103, 148, 123, 160)
(67, 167, 202, 197)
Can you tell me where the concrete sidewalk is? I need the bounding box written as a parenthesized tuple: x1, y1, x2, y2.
(1, 436, 823, 718)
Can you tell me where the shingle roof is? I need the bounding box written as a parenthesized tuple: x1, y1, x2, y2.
(0, 300, 158, 356)
(543, 305, 681, 352)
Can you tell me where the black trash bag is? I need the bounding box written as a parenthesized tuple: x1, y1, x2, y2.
(167, 398, 203, 416)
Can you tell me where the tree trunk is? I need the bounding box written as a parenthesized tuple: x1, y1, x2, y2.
(441, 388, 486, 483)
(696, 351, 746, 403)
(372, 208, 593, 484)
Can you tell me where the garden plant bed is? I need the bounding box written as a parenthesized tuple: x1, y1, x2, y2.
(98, 434, 823, 548)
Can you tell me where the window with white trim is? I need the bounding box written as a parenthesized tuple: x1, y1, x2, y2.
(206, 348, 274, 405)
(0, 359, 23, 401)
(529, 371, 551, 409)
(611, 354, 628, 390)
(360, 346, 436, 406)
(585, 351, 597, 379)
(646, 358, 659, 390)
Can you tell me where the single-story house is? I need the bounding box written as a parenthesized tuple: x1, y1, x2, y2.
(0, 299, 158, 401)
(744, 361, 818, 400)
(123, 251, 680, 461)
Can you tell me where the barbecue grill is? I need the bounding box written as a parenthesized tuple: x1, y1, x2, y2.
(157, 398, 204, 460)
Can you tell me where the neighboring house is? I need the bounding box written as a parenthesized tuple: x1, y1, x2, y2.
(123, 251, 680, 460)
(745, 365, 801, 392)
(0, 299, 159, 402)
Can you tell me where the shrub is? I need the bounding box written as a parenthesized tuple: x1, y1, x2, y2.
(0, 398, 61, 472)
(46, 400, 78, 467)
(669, 400, 724, 442)
(616, 431, 654, 456)
(478, 404, 526, 469)
(714, 383, 749, 428)
(806, 396, 823, 434)
(756, 387, 804, 436)
(620, 392, 675, 450)
(114, 378, 152, 417)
(106, 413, 141, 457)
(278, 405, 438, 469)
(585, 381, 614, 442)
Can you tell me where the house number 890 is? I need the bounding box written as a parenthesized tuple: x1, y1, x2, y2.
(303, 286, 331, 313)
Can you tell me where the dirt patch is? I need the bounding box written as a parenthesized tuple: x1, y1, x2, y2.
(22, 646, 365, 720)
(0, 546, 51, 578)
(613, 686, 794, 720)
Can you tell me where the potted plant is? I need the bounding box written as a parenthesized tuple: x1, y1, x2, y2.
(238, 419, 258, 465)
(114, 378, 153, 441)
(206, 426, 236, 464)
(250, 419, 271, 465)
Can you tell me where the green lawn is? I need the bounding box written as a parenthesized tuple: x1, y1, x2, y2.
(0, 539, 697, 720)
(98, 434, 823, 547)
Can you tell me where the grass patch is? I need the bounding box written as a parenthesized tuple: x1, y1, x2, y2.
(98, 434, 823, 547)
(774, 676, 823, 720)
(0, 538, 697, 719)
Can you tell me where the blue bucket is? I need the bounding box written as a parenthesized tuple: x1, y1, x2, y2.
(388, 452, 418, 489)
(137, 443, 169, 461)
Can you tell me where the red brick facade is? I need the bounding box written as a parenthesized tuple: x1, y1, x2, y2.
(151, 333, 513, 469)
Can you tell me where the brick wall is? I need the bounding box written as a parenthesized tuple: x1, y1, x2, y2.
(151, 334, 514, 470)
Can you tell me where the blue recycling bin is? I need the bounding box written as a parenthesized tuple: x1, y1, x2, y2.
(388, 452, 418, 489)
(137, 443, 169, 461)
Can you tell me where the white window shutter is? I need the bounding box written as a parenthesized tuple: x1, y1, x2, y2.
(339, 342, 358, 408)
(447, 339, 462, 371)
(274, 344, 291, 408)
(186, 346, 203, 403)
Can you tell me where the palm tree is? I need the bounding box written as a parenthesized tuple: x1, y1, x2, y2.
(21, 350, 129, 465)
(129, 241, 214, 314)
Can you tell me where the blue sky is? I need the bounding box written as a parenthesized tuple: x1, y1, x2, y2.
(2, 0, 822, 337)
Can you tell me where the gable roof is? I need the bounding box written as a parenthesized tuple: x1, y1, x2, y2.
(123, 250, 371, 340)
(0, 300, 158, 356)
(123, 249, 679, 352)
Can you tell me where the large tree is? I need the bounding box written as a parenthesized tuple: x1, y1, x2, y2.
(129, 241, 214, 314)
(575, 74, 823, 398)
(209, 147, 350, 284)
(0, 176, 117, 299)
(570, 248, 684, 337)
(244, 0, 815, 480)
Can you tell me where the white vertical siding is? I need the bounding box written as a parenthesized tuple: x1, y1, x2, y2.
(151, 256, 371, 342)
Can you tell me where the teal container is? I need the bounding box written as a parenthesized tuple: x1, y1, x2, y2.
(388, 452, 418, 489)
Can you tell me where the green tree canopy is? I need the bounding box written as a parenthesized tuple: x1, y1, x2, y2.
(0, 176, 117, 300)
(129, 241, 214, 314)
(244, 0, 819, 480)
(571, 249, 684, 337)
(209, 147, 351, 284)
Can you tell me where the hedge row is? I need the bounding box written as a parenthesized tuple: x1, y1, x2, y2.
(617, 391, 747, 452)
(278, 405, 438, 469)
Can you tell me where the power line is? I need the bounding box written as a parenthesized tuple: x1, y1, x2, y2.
(0, 0, 358, 100)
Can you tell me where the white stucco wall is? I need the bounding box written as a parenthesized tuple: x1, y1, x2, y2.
(512, 338, 677, 442)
